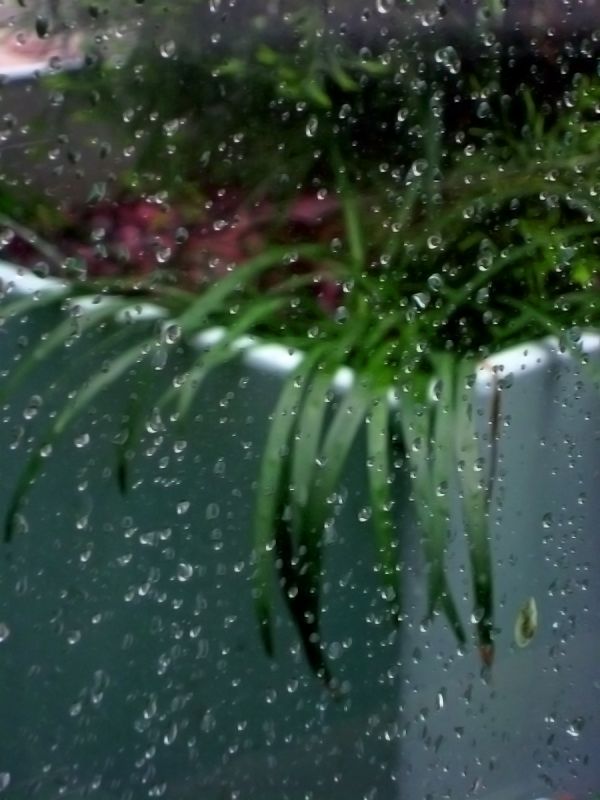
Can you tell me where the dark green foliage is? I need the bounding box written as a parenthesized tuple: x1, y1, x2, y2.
(2, 6, 600, 681)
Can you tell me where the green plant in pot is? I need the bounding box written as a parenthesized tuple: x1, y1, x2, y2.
(1, 4, 600, 689)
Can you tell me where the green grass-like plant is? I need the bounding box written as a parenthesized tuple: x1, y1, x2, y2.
(2, 6, 600, 684)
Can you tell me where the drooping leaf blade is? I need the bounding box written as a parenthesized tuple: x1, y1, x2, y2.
(273, 453, 333, 687)
(295, 379, 372, 657)
(0, 298, 129, 405)
(397, 373, 467, 645)
(173, 297, 287, 423)
(253, 347, 324, 656)
(5, 333, 157, 540)
(176, 244, 327, 335)
(366, 390, 400, 623)
(288, 331, 362, 543)
(0, 287, 69, 325)
(454, 360, 496, 664)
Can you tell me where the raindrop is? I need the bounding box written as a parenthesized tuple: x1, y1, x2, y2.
(0, 623, 10, 643)
(35, 15, 49, 38)
(163, 324, 181, 345)
(155, 247, 172, 264)
(411, 292, 430, 310)
(477, 101, 491, 120)
(306, 115, 318, 138)
(375, 0, 394, 13)
(328, 641, 343, 660)
(409, 159, 427, 178)
(435, 688, 446, 710)
(69, 701, 83, 717)
(176, 563, 194, 582)
(514, 597, 538, 648)
(23, 395, 42, 420)
(265, 688, 277, 704)
(163, 721, 178, 745)
(0, 773, 10, 792)
(427, 273, 444, 292)
(566, 717, 585, 738)
(434, 46, 461, 75)
(358, 507, 372, 523)
(159, 41, 176, 59)
(146, 410, 164, 434)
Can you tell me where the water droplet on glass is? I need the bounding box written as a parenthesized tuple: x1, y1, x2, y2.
(375, 0, 394, 13)
(328, 641, 343, 660)
(411, 292, 430, 310)
(23, 395, 42, 420)
(69, 701, 83, 717)
(477, 101, 491, 119)
(0, 773, 10, 792)
(163, 721, 178, 745)
(176, 563, 193, 582)
(434, 46, 461, 75)
(35, 15, 49, 38)
(306, 115, 318, 138)
(164, 324, 181, 345)
(427, 273, 444, 292)
(566, 717, 585, 738)
(159, 41, 176, 59)
(67, 630, 81, 645)
(358, 507, 372, 523)
(0, 623, 10, 643)
(436, 689, 446, 710)
(40, 443, 53, 459)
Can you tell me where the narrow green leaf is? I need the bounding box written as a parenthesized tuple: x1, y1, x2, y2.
(384, 179, 422, 264)
(288, 329, 362, 540)
(0, 288, 68, 324)
(303, 79, 332, 109)
(273, 454, 334, 687)
(90, 294, 285, 494)
(332, 150, 364, 269)
(116, 371, 152, 495)
(289, 364, 333, 537)
(398, 374, 467, 644)
(329, 60, 359, 92)
(5, 334, 157, 540)
(454, 361, 496, 663)
(0, 298, 128, 405)
(296, 380, 371, 652)
(253, 347, 324, 656)
(172, 297, 286, 424)
(176, 244, 326, 335)
(366, 391, 399, 622)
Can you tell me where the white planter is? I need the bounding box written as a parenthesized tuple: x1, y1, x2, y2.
(0, 262, 598, 800)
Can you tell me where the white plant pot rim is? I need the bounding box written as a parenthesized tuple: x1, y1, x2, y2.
(1, 259, 597, 399)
